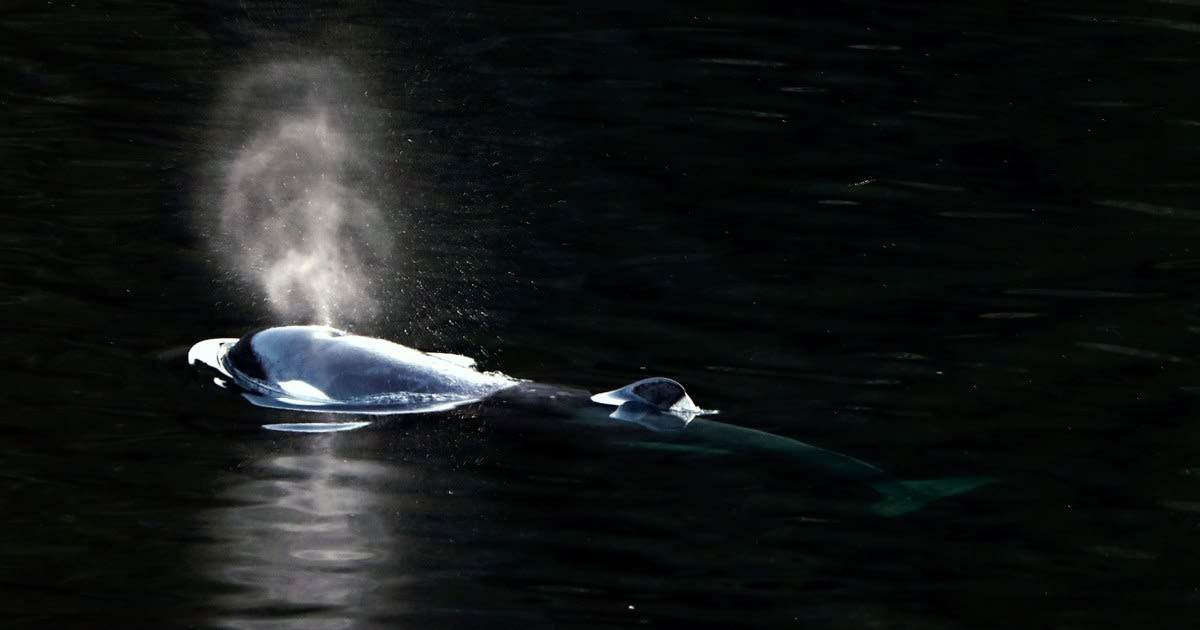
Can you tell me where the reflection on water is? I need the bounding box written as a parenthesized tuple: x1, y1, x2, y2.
(200, 438, 401, 629)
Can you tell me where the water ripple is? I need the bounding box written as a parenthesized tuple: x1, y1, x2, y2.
(1097, 199, 1200, 220)
(1006, 288, 1166, 299)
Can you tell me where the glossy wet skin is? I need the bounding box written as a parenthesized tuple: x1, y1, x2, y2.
(226, 326, 516, 402)
(191, 325, 521, 415)
(191, 325, 710, 423)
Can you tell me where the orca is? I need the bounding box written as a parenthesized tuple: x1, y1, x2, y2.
(189, 325, 990, 515)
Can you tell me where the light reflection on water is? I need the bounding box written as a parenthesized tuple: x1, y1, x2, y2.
(200, 440, 402, 629)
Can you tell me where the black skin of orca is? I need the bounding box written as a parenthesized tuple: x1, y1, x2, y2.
(225, 326, 271, 381)
(483, 381, 596, 417)
(629, 379, 686, 409)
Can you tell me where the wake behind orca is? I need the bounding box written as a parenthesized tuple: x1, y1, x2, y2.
(189, 325, 990, 515)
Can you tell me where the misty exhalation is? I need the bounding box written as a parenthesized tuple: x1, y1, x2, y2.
(201, 59, 394, 326)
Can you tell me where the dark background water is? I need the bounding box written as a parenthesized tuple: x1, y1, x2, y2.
(4, 0, 1200, 627)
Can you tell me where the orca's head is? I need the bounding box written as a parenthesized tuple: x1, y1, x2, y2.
(221, 325, 348, 385)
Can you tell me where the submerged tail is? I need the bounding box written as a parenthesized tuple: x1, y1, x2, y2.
(870, 476, 993, 517)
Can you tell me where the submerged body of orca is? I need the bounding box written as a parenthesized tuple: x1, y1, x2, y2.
(189, 325, 990, 515)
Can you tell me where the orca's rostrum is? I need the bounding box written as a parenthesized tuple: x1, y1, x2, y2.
(189, 325, 990, 515)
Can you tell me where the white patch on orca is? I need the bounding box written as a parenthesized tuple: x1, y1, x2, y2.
(276, 379, 332, 401)
(188, 337, 237, 377)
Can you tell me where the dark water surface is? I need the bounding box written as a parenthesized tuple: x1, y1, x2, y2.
(4, 1, 1200, 627)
